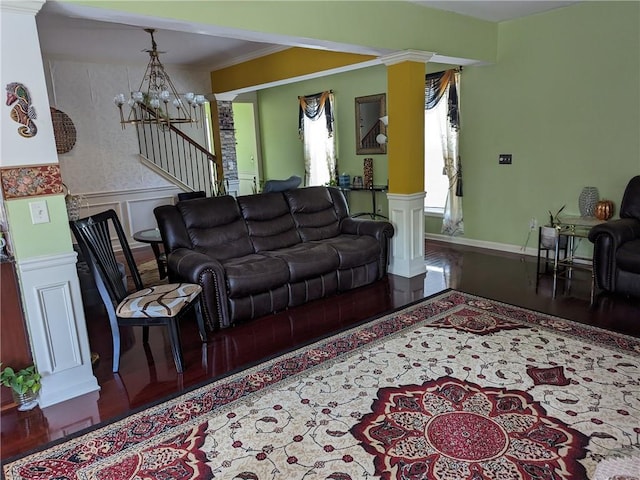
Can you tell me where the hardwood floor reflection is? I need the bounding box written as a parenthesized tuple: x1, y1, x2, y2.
(2, 240, 638, 460)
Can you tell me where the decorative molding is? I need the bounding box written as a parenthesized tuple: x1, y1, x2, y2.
(0, 164, 63, 199)
(0, 1, 45, 15)
(214, 93, 238, 102)
(379, 50, 435, 66)
(68, 186, 182, 248)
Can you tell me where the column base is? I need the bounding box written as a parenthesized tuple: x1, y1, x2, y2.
(387, 192, 426, 278)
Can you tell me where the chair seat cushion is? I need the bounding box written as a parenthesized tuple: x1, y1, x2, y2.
(116, 283, 202, 318)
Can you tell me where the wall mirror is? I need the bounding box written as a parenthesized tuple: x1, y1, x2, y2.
(355, 93, 386, 155)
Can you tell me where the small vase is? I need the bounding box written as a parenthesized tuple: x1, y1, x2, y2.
(363, 158, 374, 189)
(578, 186, 599, 217)
(12, 390, 38, 411)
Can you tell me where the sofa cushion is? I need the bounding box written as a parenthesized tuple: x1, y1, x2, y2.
(177, 196, 254, 260)
(285, 186, 341, 241)
(237, 193, 301, 252)
(616, 239, 640, 273)
(222, 254, 290, 297)
(318, 234, 381, 269)
(265, 243, 339, 282)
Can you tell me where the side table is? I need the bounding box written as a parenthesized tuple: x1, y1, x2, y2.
(550, 216, 604, 303)
(133, 228, 167, 279)
(339, 185, 388, 219)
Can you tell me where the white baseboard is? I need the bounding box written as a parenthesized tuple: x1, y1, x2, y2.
(425, 233, 593, 265)
(425, 233, 537, 257)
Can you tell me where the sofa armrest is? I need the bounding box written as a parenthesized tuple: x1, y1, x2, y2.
(588, 218, 640, 246)
(340, 217, 395, 241)
(340, 217, 395, 276)
(167, 248, 230, 330)
(588, 218, 640, 291)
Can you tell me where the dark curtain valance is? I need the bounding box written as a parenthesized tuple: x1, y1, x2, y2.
(298, 90, 334, 138)
(425, 69, 460, 131)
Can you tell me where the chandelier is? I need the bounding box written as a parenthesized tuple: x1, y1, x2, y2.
(114, 29, 205, 129)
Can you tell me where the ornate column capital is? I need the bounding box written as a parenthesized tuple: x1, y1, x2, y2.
(379, 50, 434, 66)
(0, 0, 45, 15)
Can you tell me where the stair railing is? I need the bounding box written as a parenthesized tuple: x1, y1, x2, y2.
(134, 106, 222, 196)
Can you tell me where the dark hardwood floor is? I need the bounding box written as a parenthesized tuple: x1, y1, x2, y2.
(2, 240, 638, 460)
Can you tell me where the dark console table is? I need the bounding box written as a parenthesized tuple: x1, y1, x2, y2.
(339, 185, 388, 219)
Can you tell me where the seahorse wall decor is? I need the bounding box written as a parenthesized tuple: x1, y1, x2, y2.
(5, 82, 38, 138)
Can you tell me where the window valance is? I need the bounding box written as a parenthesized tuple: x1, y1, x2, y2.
(425, 69, 460, 131)
(298, 90, 334, 139)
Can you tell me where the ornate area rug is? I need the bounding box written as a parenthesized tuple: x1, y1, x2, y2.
(136, 259, 164, 287)
(3, 290, 639, 479)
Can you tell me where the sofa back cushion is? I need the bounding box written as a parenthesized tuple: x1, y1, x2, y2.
(285, 186, 342, 241)
(238, 192, 301, 252)
(177, 196, 254, 260)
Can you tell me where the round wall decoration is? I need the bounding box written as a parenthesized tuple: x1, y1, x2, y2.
(50, 107, 77, 154)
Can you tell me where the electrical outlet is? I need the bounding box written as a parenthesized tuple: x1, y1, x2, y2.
(499, 154, 512, 165)
(529, 217, 537, 230)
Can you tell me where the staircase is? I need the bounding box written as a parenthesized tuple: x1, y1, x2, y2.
(135, 110, 223, 196)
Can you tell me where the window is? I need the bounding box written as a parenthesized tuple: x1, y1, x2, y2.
(424, 89, 451, 214)
(423, 69, 463, 236)
(299, 91, 336, 186)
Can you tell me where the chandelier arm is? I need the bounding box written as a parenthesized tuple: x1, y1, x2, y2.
(117, 28, 205, 127)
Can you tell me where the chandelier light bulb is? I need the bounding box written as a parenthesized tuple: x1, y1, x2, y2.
(149, 98, 160, 109)
(113, 93, 126, 106)
(132, 91, 144, 103)
(159, 90, 171, 102)
(195, 94, 206, 105)
(184, 92, 195, 104)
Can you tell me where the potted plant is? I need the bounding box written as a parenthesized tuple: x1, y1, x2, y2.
(0, 363, 41, 411)
(540, 205, 567, 249)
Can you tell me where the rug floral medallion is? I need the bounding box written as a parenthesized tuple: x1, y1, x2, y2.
(3, 291, 639, 480)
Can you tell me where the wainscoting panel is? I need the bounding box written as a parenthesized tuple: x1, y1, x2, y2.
(125, 194, 178, 236)
(75, 186, 181, 249)
(18, 252, 99, 407)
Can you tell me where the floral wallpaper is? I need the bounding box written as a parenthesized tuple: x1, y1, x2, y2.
(42, 58, 212, 195)
(0, 164, 63, 199)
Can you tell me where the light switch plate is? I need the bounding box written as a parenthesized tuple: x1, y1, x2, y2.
(499, 154, 513, 165)
(29, 200, 50, 224)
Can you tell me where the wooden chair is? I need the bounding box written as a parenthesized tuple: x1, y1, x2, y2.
(70, 209, 207, 373)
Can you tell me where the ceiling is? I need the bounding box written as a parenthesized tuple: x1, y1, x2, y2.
(36, 1, 581, 70)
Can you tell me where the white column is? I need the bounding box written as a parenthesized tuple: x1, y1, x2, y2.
(1, 1, 99, 407)
(387, 192, 426, 278)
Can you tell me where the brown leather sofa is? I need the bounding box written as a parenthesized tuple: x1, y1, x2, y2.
(154, 186, 394, 329)
(588, 176, 640, 297)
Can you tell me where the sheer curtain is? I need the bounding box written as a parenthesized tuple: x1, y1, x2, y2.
(298, 91, 336, 186)
(425, 70, 463, 236)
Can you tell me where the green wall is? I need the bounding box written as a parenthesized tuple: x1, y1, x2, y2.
(459, 1, 639, 248)
(257, 65, 389, 216)
(256, 1, 639, 249)
(6, 196, 73, 260)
